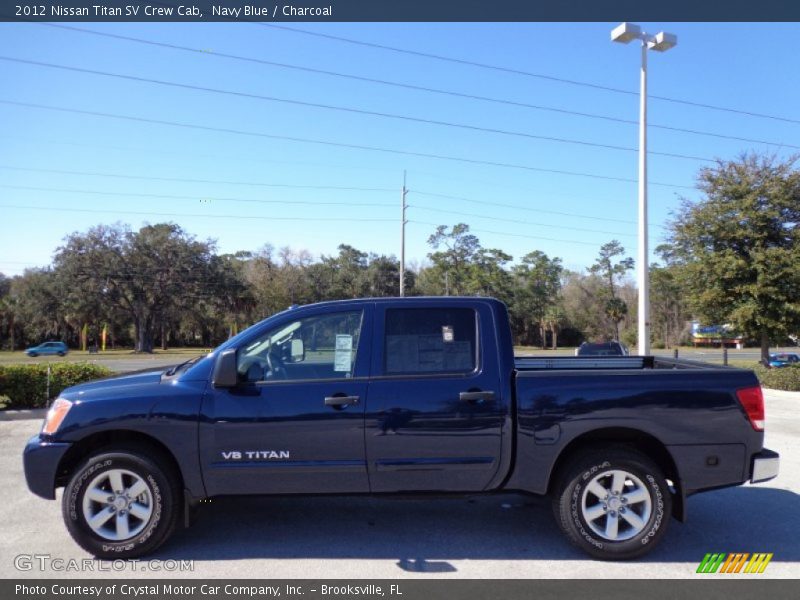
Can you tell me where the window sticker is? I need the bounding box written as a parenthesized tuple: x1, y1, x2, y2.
(442, 325, 454, 343)
(334, 334, 353, 371)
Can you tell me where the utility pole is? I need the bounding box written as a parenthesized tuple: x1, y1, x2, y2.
(400, 170, 407, 297)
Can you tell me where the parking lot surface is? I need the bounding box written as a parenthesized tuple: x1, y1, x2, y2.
(1, 390, 797, 579)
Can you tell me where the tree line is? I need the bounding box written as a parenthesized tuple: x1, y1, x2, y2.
(0, 219, 644, 352)
(0, 154, 797, 360)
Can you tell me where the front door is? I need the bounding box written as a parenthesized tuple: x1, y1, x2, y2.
(200, 306, 372, 496)
(365, 302, 505, 492)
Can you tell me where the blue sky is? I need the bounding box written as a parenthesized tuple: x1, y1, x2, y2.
(1, 22, 798, 276)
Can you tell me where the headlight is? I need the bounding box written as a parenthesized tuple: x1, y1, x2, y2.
(42, 398, 72, 435)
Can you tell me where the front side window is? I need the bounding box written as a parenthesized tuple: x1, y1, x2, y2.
(237, 310, 363, 382)
(384, 307, 477, 375)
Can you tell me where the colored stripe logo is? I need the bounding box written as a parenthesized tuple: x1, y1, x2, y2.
(696, 553, 773, 574)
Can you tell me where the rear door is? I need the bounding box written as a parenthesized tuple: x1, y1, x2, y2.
(365, 300, 505, 492)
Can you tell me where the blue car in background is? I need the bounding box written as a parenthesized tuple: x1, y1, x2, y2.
(768, 353, 800, 368)
(25, 342, 68, 357)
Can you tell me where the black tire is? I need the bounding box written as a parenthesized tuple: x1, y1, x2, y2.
(57, 351, 65, 356)
(552, 446, 671, 560)
(28, 352, 37, 357)
(62, 445, 181, 559)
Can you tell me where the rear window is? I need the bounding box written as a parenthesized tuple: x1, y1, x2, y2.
(384, 308, 477, 375)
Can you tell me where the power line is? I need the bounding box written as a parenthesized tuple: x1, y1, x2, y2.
(0, 204, 396, 223)
(408, 220, 612, 247)
(40, 24, 799, 149)
(0, 181, 667, 240)
(0, 183, 652, 238)
(410, 190, 637, 225)
(0, 100, 695, 189)
(407, 204, 635, 238)
(261, 23, 800, 126)
(0, 55, 712, 162)
(0, 184, 395, 207)
(0, 166, 395, 193)
(0, 134, 402, 176)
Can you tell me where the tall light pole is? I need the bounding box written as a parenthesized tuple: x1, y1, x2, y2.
(399, 170, 407, 297)
(611, 22, 677, 356)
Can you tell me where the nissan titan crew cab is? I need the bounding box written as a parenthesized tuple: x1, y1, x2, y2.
(23, 298, 780, 560)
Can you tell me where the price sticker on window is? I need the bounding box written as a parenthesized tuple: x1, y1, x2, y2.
(334, 334, 353, 371)
(442, 325, 454, 343)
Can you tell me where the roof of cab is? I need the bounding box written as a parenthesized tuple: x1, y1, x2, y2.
(288, 296, 506, 311)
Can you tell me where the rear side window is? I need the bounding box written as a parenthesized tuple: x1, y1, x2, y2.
(384, 308, 477, 375)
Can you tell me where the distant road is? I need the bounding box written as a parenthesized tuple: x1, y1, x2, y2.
(0, 349, 207, 373)
(3, 346, 798, 373)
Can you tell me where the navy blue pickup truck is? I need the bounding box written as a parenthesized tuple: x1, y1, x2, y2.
(24, 297, 779, 560)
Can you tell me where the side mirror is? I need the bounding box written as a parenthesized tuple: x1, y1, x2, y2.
(290, 339, 305, 363)
(213, 348, 239, 388)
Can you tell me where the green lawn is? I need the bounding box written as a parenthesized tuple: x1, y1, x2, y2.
(0, 347, 208, 366)
(0, 345, 771, 369)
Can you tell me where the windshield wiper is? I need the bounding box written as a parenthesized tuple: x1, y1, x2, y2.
(166, 355, 203, 376)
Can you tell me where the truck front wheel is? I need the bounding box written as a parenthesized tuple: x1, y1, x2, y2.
(552, 447, 671, 560)
(62, 447, 180, 559)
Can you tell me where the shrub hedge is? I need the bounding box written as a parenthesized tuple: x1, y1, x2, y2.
(753, 364, 800, 392)
(0, 363, 112, 409)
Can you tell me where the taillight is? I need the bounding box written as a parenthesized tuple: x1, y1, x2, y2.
(736, 386, 764, 431)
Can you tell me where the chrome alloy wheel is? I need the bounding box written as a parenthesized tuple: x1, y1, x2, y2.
(81, 469, 154, 541)
(581, 469, 652, 541)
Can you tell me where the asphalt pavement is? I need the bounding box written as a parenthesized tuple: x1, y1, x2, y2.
(1, 390, 797, 579)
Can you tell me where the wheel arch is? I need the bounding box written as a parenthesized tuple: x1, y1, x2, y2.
(55, 430, 185, 495)
(547, 427, 685, 521)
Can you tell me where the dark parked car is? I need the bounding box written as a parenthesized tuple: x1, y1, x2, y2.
(575, 341, 629, 356)
(768, 353, 800, 368)
(25, 341, 68, 357)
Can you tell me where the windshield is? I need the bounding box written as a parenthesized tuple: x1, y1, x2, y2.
(212, 307, 297, 355)
(772, 354, 797, 362)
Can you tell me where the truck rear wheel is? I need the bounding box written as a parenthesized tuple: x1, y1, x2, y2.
(552, 447, 671, 560)
(62, 446, 180, 559)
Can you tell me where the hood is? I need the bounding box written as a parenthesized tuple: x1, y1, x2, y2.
(59, 367, 169, 400)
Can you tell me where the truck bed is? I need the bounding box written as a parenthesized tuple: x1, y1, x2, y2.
(506, 355, 764, 496)
(514, 355, 735, 371)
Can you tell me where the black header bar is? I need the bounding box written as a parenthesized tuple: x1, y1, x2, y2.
(3, 0, 800, 23)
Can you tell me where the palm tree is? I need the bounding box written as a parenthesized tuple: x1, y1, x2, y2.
(544, 305, 566, 349)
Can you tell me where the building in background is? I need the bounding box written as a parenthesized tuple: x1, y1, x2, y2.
(691, 322, 744, 349)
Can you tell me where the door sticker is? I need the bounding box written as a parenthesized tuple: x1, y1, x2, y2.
(334, 334, 353, 371)
(442, 325, 454, 343)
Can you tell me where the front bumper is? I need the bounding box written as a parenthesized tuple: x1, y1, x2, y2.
(23, 435, 72, 499)
(751, 448, 780, 484)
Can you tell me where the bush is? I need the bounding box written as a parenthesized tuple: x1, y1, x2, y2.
(0, 363, 112, 409)
(753, 364, 800, 392)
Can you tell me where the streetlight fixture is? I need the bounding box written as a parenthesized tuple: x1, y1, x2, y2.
(611, 22, 677, 357)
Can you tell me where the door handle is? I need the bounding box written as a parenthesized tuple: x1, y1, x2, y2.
(324, 395, 360, 407)
(459, 390, 495, 402)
